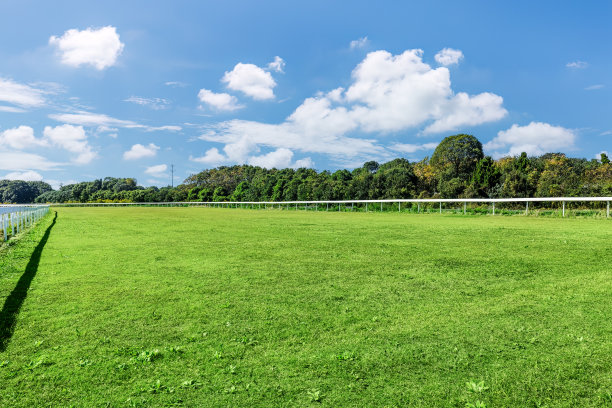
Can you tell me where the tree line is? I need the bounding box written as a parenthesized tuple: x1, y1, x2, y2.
(0, 134, 610, 204)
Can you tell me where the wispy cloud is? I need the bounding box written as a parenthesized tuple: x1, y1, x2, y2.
(585, 84, 604, 90)
(566, 60, 588, 69)
(124, 96, 171, 110)
(0, 78, 48, 108)
(350, 36, 369, 50)
(165, 81, 187, 87)
(49, 111, 181, 132)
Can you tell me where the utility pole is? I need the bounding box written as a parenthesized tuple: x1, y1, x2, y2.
(171, 164, 174, 188)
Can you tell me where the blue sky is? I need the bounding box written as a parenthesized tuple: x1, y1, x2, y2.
(0, 0, 610, 188)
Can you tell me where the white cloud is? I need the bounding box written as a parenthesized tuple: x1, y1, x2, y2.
(198, 89, 243, 111)
(293, 157, 315, 169)
(125, 96, 170, 110)
(434, 48, 464, 66)
(49, 111, 181, 132)
(43, 124, 97, 164)
(0, 152, 60, 171)
(197, 49, 506, 166)
(0, 78, 47, 108)
(0, 105, 26, 113)
(123, 143, 159, 160)
(0, 126, 47, 149)
(423, 92, 506, 134)
(485, 122, 576, 157)
(145, 164, 168, 177)
(49, 26, 124, 70)
(585, 84, 604, 90)
(164, 81, 187, 87)
(247, 148, 294, 169)
(389, 142, 438, 154)
(190, 147, 227, 166)
(345, 49, 506, 134)
(147, 125, 182, 132)
(267, 56, 286, 73)
(566, 61, 588, 69)
(3, 170, 43, 181)
(350, 37, 369, 50)
(222, 63, 276, 100)
(597, 151, 609, 161)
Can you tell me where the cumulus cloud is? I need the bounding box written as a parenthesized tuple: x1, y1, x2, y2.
(123, 143, 159, 160)
(49, 111, 181, 132)
(49, 26, 124, 70)
(192, 145, 314, 170)
(0, 126, 47, 149)
(145, 164, 167, 177)
(350, 37, 369, 50)
(423, 92, 506, 134)
(43, 124, 97, 164)
(293, 157, 315, 169)
(125, 96, 170, 110)
(434, 48, 464, 66)
(198, 89, 243, 111)
(190, 147, 227, 166)
(222, 63, 276, 100)
(247, 148, 294, 169)
(566, 61, 588, 69)
(597, 151, 609, 161)
(267, 56, 286, 73)
(2, 170, 43, 181)
(484, 122, 576, 157)
(0, 78, 47, 108)
(196, 49, 506, 167)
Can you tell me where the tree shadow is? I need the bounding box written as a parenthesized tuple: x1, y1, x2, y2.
(0, 211, 57, 352)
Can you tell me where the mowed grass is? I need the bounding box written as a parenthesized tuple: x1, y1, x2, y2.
(0, 208, 610, 407)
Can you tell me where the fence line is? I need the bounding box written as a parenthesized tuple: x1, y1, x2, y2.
(0, 205, 51, 242)
(48, 197, 611, 218)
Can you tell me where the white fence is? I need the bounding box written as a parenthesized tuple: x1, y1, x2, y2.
(0, 205, 50, 242)
(50, 197, 611, 218)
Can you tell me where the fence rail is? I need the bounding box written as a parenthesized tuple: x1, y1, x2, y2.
(0, 205, 50, 242)
(48, 197, 612, 218)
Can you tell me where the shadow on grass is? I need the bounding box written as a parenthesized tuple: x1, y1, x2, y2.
(0, 211, 57, 352)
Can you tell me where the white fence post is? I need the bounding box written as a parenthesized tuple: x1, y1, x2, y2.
(562, 201, 565, 217)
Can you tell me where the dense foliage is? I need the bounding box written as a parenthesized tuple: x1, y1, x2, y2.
(1, 135, 610, 203)
(0, 180, 52, 203)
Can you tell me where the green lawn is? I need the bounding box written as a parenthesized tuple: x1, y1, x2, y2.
(0, 207, 610, 407)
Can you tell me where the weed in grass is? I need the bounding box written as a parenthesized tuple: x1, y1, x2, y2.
(78, 359, 92, 367)
(466, 380, 489, 393)
(180, 379, 201, 389)
(135, 349, 162, 363)
(142, 379, 174, 394)
(308, 389, 323, 403)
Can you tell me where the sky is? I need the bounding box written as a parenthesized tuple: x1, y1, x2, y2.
(0, 0, 610, 189)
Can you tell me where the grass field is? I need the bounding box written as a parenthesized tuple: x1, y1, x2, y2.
(0, 208, 610, 407)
